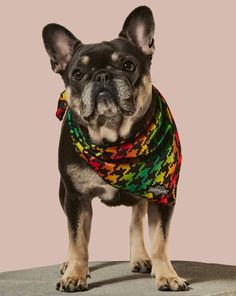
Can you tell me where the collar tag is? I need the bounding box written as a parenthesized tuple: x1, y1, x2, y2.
(148, 185, 169, 195)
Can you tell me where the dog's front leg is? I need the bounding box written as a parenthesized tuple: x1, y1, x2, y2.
(130, 199, 151, 273)
(56, 193, 92, 292)
(148, 203, 189, 291)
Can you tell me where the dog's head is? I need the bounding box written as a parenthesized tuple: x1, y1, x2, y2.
(42, 6, 155, 144)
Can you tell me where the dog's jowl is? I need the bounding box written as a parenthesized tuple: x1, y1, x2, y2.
(42, 6, 189, 292)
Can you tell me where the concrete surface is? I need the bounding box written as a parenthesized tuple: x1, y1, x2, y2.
(0, 261, 236, 296)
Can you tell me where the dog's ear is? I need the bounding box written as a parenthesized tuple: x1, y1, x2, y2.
(119, 6, 155, 57)
(42, 24, 81, 74)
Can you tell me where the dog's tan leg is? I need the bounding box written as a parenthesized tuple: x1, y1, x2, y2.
(130, 199, 151, 273)
(56, 199, 92, 292)
(58, 178, 70, 275)
(59, 243, 71, 275)
(148, 203, 189, 291)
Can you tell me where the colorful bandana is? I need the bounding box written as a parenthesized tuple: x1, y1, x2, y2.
(56, 91, 68, 121)
(56, 87, 182, 206)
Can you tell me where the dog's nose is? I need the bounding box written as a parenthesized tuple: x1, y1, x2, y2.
(95, 71, 113, 83)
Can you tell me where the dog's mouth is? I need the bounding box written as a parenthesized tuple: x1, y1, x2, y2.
(82, 84, 135, 122)
(96, 89, 113, 101)
(76, 77, 138, 124)
(95, 89, 117, 115)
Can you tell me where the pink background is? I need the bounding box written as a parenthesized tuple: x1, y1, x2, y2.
(1, 0, 236, 272)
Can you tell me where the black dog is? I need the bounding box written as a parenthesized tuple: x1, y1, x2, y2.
(42, 6, 189, 292)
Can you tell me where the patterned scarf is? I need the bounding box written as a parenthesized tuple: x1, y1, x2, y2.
(56, 87, 182, 206)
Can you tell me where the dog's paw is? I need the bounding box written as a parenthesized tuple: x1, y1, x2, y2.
(131, 259, 152, 273)
(56, 276, 88, 292)
(153, 273, 189, 291)
(59, 261, 68, 275)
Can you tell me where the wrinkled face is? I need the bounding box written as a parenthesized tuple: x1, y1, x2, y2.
(65, 39, 152, 127)
(43, 6, 155, 144)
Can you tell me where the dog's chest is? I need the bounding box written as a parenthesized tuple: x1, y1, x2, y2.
(66, 163, 118, 202)
(65, 163, 142, 206)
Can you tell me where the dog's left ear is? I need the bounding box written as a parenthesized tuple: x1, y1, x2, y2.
(119, 6, 155, 57)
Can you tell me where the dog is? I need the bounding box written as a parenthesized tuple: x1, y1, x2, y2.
(42, 6, 189, 292)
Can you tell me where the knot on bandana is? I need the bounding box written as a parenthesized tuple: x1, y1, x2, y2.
(56, 91, 68, 121)
(55, 87, 182, 206)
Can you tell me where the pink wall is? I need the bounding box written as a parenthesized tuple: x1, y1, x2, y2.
(1, 0, 236, 272)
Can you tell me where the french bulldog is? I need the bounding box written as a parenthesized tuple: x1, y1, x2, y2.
(42, 5, 189, 292)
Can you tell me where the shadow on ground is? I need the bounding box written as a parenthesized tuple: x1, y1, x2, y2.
(88, 260, 236, 289)
(172, 261, 236, 284)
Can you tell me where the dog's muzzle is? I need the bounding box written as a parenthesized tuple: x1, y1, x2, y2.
(80, 76, 135, 119)
(95, 90, 118, 115)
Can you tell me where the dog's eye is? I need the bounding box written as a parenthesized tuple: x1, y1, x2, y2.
(123, 61, 135, 72)
(72, 69, 82, 80)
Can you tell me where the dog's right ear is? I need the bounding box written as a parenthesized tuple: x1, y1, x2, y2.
(42, 24, 81, 74)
